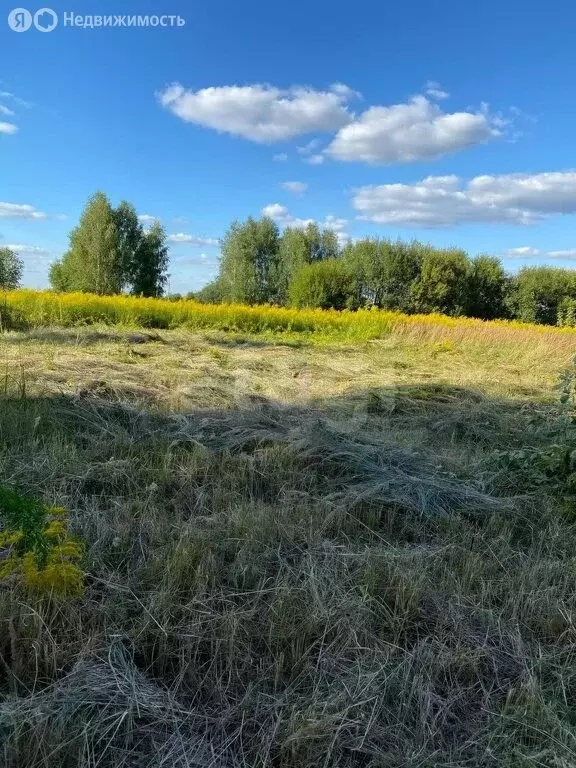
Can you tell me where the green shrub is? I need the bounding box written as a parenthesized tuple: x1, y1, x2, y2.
(510, 267, 576, 325)
(289, 259, 356, 310)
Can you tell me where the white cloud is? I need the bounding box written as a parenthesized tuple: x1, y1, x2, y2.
(0, 122, 17, 135)
(0, 91, 31, 108)
(0, 105, 15, 116)
(138, 214, 158, 224)
(0, 202, 47, 220)
(505, 247, 540, 257)
(424, 81, 450, 100)
(353, 171, 576, 227)
(4, 244, 50, 256)
(281, 181, 308, 194)
(167, 233, 219, 247)
(330, 82, 362, 100)
(262, 203, 293, 222)
(323, 214, 347, 231)
(505, 247, 576, 261)
(157, 82, 355, 143)
(158, 81, 511, 168)
(546, 250, 576, 259)
(262, 203, 350, 245)
(327, 95, 500, 164)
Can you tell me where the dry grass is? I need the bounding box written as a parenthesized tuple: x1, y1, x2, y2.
(1, 326, 576, 766)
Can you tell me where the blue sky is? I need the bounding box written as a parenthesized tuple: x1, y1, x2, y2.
(2, 0, 576, 292)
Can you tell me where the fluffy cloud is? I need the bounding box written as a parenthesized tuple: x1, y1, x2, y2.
(0, 105, 15, 116)
(4, 244, 50, 256)
(0, 122, 17, 135)
(158, 82, 355, 143)
(158, 81, 509, 167)
(327, 96, 500, 164)
(138, 214, 158, 224)
(281, 181, 308, 194)
(330, 83, 362, 100)
(261, 203, 294, 222)
(505, 247, 576, 260)
(353, 171, 576, 226)
(0, 202, 47, 220)
(262, 204, 350, 245)
(167, 233, 219, 247)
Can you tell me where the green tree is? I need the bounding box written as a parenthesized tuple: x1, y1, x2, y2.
(510, 266, 576, 325)
(50, 192, 121, 295)
(191, 278, 226, 304)
(0, 247, 24, 290)
(275, 223, 340, 304)
(274, 228, 310, 304)
(48, 261, 70, 292)
(289, 259, 354, 310)
(131, 221, 169, 297)
(307, 222, 339, 262)
(411, 248, 471, 316)
(113, 201, 144, 290)
(342, 238, 384, 307)
(219, 216, 280, 304)
(466, 254, 509, 319)
(380, 240, 427, 312)
(342, 238, 427, 311)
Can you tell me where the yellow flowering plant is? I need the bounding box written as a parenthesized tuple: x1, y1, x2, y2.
(0, 486, 84, 596)
(4, 289, 576, 343)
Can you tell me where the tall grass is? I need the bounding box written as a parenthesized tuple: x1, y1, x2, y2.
(5, 288, 576, 342)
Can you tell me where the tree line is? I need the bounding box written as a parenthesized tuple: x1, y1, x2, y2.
(202, 219, 508, 318)
(2, 196, 576, 327)
(198, 216, 576, 326)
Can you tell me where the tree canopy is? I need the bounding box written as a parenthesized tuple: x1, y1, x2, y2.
(50, 193, 169, 297)
(0, 248, 24, 290)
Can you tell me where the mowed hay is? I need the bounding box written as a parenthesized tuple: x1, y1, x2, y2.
(0, 326, 576, 766)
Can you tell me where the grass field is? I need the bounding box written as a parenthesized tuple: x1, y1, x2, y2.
(2, 315, 576, 766)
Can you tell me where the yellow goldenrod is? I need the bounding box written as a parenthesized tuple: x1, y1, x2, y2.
(0, 486, 84, 597)
(4, 288, 576, 343)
